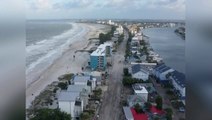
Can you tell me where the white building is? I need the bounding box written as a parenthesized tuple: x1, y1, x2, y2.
(91, 71, 102, 85)
(116, 25, 124, 35)
(130, 64, 149, 81)
(58, 91, 83, 118)
(67, 85, 91, 109)
(132, 84, 148, 102)
(169, 70, 186, 99)
(158, 67, 174, 81)
(73, 75, 90, 85)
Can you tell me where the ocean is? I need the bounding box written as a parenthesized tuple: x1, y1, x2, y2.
(143, 27, 185, 73)
(26, 20, 89, 85)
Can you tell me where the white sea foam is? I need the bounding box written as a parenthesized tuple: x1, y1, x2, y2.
(26, 23, 89, 85)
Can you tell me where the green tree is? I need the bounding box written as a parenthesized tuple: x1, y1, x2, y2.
(155, 96, 163, 110)
(80, 112, 90, 120)
(164, 108, 173, 120)
(134, 103, 144, 113)
(144, 102, 152, 111)
(58, 82, 68, 90)
(122, 76, 134, 86)
(123, 68, 130, 76)
(31, 108, 71, 120)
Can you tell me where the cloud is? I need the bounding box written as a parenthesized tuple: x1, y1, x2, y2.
(26, 0, 185, 19)
(53, 0, 93, 10)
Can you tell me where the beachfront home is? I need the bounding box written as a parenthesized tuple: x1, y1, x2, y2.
(73, 75, 90, 85)
(127, 95, 146, 107)
(67, 85, 91, 108)
(130, 64, 149, 81)
(152, 64, 165, 76)
(123, 107, 134, 120)
(132, 84, 148, 102)
(90, 43, 112, 70)
(153, 64, 173, 83)
(169, 70, 186, 99)
(58, 91, 83, 118)
(157, 66, 174, 83)
(91, 71, 102, 85)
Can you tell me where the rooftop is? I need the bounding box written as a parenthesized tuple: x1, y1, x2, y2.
(170, 70, 185, 87)
(158, 66, 171, 73)
(73, 75, 90, 83)
(123, 107, 134, 120)
(154, 63, 165, 70)
(131, 64, 149, 74)
(131, 108, 148, 120)
(67, 85, 91, 93)
(132, 84, 148, 94)
(91, 42, 112, 56)
(58, 91, 80, 101)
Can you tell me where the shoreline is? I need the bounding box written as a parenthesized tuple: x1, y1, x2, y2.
(26, 23, 111, 108)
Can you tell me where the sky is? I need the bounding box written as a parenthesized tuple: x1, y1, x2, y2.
(26, 0, 185, 20)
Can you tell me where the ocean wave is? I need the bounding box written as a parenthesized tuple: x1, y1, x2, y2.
(26, 23, 89, 85)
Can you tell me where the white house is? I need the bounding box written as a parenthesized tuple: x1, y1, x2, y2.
(130, 64, 149, 81)
(169, 70, 186, 99)
(58, 91, 83, 118)
(67, 85, 91, 109)
(73, 75, 90, 85)
(157, 67, 174, 81)
(132, 84, 148, 102)
(91, 71, 102, 85)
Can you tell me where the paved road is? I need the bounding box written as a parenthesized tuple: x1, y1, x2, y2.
(98, 30, 128, 120)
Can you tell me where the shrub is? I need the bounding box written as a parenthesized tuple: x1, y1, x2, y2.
(58, 82, 68, 90)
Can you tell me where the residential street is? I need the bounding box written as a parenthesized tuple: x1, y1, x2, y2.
(98, 30, 128, 120)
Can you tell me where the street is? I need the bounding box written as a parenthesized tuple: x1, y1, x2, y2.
(98, 30, 128, 120)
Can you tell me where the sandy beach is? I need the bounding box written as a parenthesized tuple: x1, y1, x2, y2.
(26, 23, 110, 108)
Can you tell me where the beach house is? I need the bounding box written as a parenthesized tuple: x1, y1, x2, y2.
(73, 75, 90, 85)
(67, 85, 91, 108)
(90, 71, 102, 85)
(132, 84, 148, 102)
(58, 91, 83, 118)
(157, 66, 174, 83)
(153, 64, 174, 83)
(130, 64, 149, 81)
(169, 70, 186, 99)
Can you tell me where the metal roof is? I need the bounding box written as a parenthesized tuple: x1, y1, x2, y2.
(154, 63, 165, 70)
(67, 85, 91, 93)
(58, 91, 80, 101)
(171, 70, 185, 87)
(158, 66, 171, 73)
(131, 64, 149, 74)
(74, 75, 90, 83)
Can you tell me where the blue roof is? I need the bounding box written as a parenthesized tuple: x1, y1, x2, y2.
(132, 64, 141, 74)
(132, 64, 148, 74)
(154, 63, 166, 71)
(171, 70, 185, 87)
(158, 66, 171, 73)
